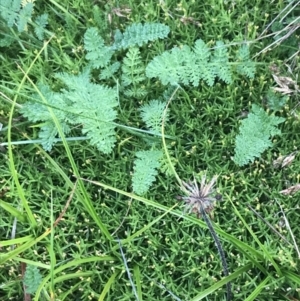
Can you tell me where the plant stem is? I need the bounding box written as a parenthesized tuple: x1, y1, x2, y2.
(199, 205, 232, 301)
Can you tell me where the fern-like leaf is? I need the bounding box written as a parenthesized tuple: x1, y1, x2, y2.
(1, 0, 34, 32)
(1, 0, 22, 28)
(193, 39, 214, 86)
(99, 62, 121, 80)
(146, 41, 216, 87)
(38, 121, 71, 151)
(139, 100, 167, 134)
(124, 88, 147, 98)
(20, 84, 68, 122)
(17, 2, 33, 32)
(84, 27, 114, 68)
(146, 39, 255, 87)
(233, 104, 285, 166)
(211, 41, 232, 84)
(146, 47, 183, 85)
(132, 150, 163, 195)
(23, 265, 42, 294)
(112, 23, 170, 50)
(236, 45, 256, 79)
(122, 47, 145, 86)
(21, 71, 118, 153)
(34, 13, 48, 40)
(55, 72, 118, 154)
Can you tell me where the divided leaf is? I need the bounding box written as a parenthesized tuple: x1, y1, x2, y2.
(145, 47, 182, 85)
(1, 0, 36, 32)
(100, 62, 121, 80)
(132, 150, 163, 195)
(122, 47, 145, 86)
(112, 23, 170, 50)
(236, 45, 255, 79)
(146, 39, 255, 87)
(23, 265, 42, 294)
(17, 2, 33, 32)
(139, 99, 167, 134)
(1, 0, 23, 28)
(211, 41, 232, 84)
(21, 72, 118, 153)
(34, 13, 48, 40)
(84, 27, 114, 68)
(266, 89, 288, 112)
(233, 105, 285, 166)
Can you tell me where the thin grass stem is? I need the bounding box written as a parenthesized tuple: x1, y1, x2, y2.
(198, 204, 232, 301)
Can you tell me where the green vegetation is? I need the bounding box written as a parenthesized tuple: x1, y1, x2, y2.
(0, 0, 299, 300)
(233, 104, 285, 166)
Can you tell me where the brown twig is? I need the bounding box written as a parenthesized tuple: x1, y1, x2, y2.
(53, 180, 78, 227)
(247, 205, 292, 246)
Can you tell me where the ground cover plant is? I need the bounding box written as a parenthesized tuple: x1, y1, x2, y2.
(0, 0, 300, 300)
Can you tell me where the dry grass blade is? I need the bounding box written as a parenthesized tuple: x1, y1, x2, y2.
(111, 7, 131, 18)
(247, 205, 292, 246)
(53, 180, 77, 227)
(272, 74, 299, 95)
(259, 0, 299, 38)
(279, 184, 300, 195)
(275, 200, 300, 259)
(273, 151, 298, 168)
(255, 0, 300, 58)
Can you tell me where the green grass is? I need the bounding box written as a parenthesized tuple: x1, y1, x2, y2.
(0, 0, 300, 300)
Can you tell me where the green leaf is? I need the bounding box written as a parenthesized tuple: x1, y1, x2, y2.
(121, 47, 145, 86)
(21, 71, 118, 153)
(84, 27, 114, 68)
(112, 23, 170, 50)
(1, 0, 22, 28)
(132, 150, 163, 195)
(17, 2, 34, 32)
(139, 99, 167, 134)
(146, 39, 254, 87)
(193, 39, 214, 86)
(146, 47, 182, 85)
(99, 62, 121, 80)
(236, 45, 256, 79)
(23, 265, 42, 294)
(38, 121, 71, 151)
(233, 105, 285, 166)
(34, 13, 48, 40)
(211, 41, 232, 84)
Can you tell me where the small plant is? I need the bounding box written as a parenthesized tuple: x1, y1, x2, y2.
(0, 0, 48, 45)
(1, 0, 34, 32)
(233, 104, 285, 166)
(23, 264, 42, 294)
(19, 22, 256, 194)
(178, 175, 232, 301)
(132, 150, 163, 195)
(146, 40, 255, 86)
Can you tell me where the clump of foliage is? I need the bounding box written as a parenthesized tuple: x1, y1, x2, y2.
(19, 22, 256, 194)
(0, 0, 48, 45)
(233, 104, 285, 166)
(146, 40, 255, 86)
